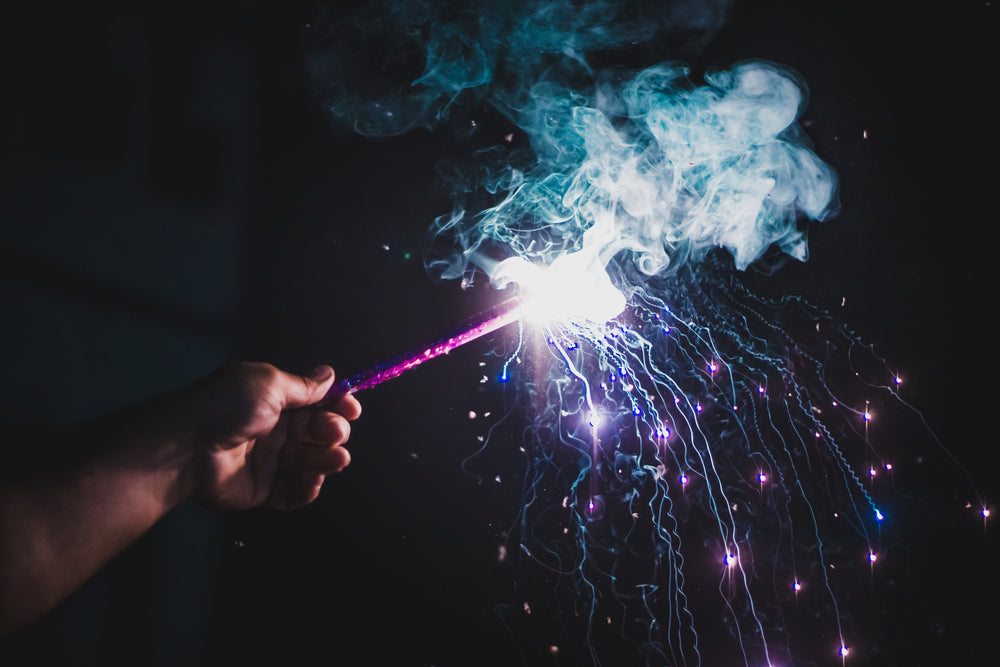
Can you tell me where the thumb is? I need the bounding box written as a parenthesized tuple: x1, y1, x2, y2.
(278, 364, 336, 409)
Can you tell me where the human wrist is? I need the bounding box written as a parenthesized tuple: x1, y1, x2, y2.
(147, 387, 213, 509)
(82, 388, 207, 513)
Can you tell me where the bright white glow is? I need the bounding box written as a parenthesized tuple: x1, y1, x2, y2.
(491, 250, 626, 325)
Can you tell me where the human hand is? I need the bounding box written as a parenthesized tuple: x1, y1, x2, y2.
(0, 361, 361, 634)
(183, 362, 361, 510)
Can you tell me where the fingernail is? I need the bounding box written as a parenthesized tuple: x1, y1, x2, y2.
(311, 365, 333, 382)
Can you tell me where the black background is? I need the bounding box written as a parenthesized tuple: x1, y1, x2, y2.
(1, 1, 997, 665)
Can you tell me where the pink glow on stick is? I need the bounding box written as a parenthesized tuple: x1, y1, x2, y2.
(323, 298, 521, 401)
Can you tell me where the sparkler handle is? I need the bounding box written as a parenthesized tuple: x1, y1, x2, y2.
(320, 297, 521, 403)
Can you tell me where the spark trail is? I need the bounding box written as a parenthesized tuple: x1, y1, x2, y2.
(486, 258, 896, 665)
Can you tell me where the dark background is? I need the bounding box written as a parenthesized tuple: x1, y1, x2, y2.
(1, 1, 996, 665)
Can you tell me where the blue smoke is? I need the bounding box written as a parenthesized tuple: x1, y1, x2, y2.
(310, 0, 731, 138)
(427, 59, 838, 292)
(306, 2, 931, 665)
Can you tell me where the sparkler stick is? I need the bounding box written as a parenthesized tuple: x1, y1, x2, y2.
(323, 297, 521, 402)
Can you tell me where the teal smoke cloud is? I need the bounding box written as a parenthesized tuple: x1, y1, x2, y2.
(308, 0, 837, 292)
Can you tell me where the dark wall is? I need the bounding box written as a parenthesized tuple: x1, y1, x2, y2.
(1, 1, 996, 665)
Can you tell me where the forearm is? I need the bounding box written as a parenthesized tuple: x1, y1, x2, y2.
(0, 361, 355, 635)
(0, 395, 197, 635)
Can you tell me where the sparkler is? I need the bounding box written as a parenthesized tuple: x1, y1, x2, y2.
(324, 245, 630, 402)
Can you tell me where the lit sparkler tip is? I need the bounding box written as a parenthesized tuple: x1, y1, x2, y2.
(758, 472, 767, 484)
(679, 473, 689, 485)
(868, 552, 878, 563)
(793, 581, 802, 591)
(724, 553, 736, 567)
(840, 645, 850, 657)
(983, 507, 991, 518)
(491, 251, 626, 325)
(875, 509, 884, 522)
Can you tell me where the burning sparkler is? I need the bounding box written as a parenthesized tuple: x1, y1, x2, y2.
(307, 1, 985, 664)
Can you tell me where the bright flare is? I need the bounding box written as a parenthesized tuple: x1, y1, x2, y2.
(492, 249, 626, 325)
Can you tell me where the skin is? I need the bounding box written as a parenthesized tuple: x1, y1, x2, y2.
(0, 361, 361, 636)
